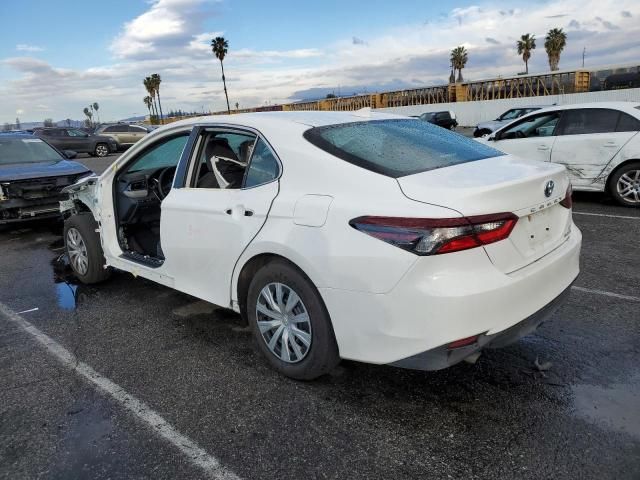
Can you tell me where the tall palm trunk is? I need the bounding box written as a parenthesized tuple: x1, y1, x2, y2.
(220, 60, 230, 114)
(156, 91, 164, 124)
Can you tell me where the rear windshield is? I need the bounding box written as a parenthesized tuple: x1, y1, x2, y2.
(303, 119, 503, 177)
(0, 137, 63, 164)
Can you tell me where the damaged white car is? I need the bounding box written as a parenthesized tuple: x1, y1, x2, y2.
(61, 111, 581, 379)
(478, 102, 640, 206)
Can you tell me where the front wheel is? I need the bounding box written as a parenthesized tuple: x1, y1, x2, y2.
(64, 213, 111, 284)
(247, 260, 339, 380)
(94, 143, 109, 157)
(609, 162, 640, 207)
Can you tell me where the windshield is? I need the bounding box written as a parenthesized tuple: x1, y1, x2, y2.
(304, 119, 503, 178)
(0, 137, 63, 164)
(498, 108, 539, 121)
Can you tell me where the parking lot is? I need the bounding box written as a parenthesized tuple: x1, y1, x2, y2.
(1, 147, 639, 479)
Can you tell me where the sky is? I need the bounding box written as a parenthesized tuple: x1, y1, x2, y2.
(0, 0, 639, 123)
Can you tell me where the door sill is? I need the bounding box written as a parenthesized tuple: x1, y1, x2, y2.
(121, 251, 164, 268)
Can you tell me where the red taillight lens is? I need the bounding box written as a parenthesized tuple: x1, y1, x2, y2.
(350, 213, 518, 255)
(448, 335, 479, 349)
(560, 184, 572, 209)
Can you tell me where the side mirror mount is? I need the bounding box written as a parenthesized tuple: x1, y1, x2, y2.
(63, 150, 78, 159)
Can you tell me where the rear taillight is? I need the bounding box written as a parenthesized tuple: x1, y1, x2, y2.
(448, 335, 479, 349)
(560, 184, 572, 209)
(350, 213, 518, 255)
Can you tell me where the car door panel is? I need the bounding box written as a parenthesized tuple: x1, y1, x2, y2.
(492, 136, 556, 163)
(160, 183, 278, 307)
(489, 111, 561, 163)
(551, 132, 636, 187)
(550, 108, 638, 188)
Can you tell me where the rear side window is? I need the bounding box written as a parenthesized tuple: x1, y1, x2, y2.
(303, 119, 503, 178)
(616, 112, 640, 132)
(244, 138, 280, 188)
(558, 109, 619, 135)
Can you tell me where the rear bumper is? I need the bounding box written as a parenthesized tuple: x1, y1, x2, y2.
(390, 284, 572, 370)
(319, 225, 581, 366)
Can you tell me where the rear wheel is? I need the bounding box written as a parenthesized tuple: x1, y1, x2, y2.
(609, 162, 640, 207)
(94, 143, 109, 157)
(247, 260, 339, 380)
(64, 213, 111, 284)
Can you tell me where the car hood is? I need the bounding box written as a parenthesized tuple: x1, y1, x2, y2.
(0, 160, 91, 181)
(476, 120, 506, 132)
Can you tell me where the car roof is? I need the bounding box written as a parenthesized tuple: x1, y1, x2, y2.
(162, 110, 406, 131)
(534, 101, 640, 114)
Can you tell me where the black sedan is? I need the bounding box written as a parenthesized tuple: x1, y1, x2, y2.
(0, 132, 93, 225)
(34, 127, 117, 157)
(416, 111, 458, 130)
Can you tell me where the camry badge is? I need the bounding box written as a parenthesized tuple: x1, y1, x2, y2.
(544, 180, 555, 198)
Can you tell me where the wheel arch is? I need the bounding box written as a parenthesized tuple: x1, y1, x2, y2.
(604, 158, 640, 193)
(234, 252, 325, 324)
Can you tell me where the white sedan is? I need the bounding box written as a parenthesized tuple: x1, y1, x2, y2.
(478, 102, 640, 206)
(61, 111, 581, 379)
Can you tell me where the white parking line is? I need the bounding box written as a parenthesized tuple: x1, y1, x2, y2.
(0, 302, 241, 480)
(571, 286, 640, 302)
(573, 211, 640, 220)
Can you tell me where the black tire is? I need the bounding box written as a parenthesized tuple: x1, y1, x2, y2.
(94, 143, 109, 157)
(247, 260, 340, 380)
(63, 213, 111, 284)
(608, 161, 640, 207)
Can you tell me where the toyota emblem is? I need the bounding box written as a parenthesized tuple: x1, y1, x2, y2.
(544, 180, 555, 198)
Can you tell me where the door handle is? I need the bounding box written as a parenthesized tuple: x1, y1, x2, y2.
(225, 206, 253, 217)
(604, 142, 619, 147)
(537, 145, 549, 151)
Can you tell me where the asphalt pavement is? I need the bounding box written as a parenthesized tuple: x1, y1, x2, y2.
(1, 143, 639, 479)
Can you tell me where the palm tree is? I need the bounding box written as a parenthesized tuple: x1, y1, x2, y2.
(83, 107, 93, 126)
(93, 102, 100, 124)
(151, 74, 163, 124)
(211, 36, 230, 113)
(517, 34, 536, 74)
(450, 46, 468, 82)
(545, 28, 567, 71)
(143, 96, 153, 118)
(143, 76, 158, 120)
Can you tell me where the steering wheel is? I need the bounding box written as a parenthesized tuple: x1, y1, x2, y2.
(515, 130, 526, 139)
(157, 166, 176, 200)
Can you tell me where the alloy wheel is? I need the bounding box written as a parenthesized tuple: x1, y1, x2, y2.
(256, 282, 312, 363)
(96, 144, 108, 157)
(66, 227, 89, 275)
(616, 169, 640, 204)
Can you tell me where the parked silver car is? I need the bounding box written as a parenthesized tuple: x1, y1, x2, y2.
(95, 124, 151, 150)
(473, 106, 549, 137)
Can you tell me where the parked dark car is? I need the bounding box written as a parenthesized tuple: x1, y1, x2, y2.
(417, 111, 458, 130)
(0, 133, 92, 225)
(34, 127, 117, 157)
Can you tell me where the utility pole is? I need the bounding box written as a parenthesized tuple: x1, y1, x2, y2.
(582, 47, 586, 68)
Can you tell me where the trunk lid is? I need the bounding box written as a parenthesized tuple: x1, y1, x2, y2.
(397, 154, 572, 273)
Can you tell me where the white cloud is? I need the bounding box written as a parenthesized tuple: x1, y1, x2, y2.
(16, 44, 44, 52)
(2, 0, 640, 122)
